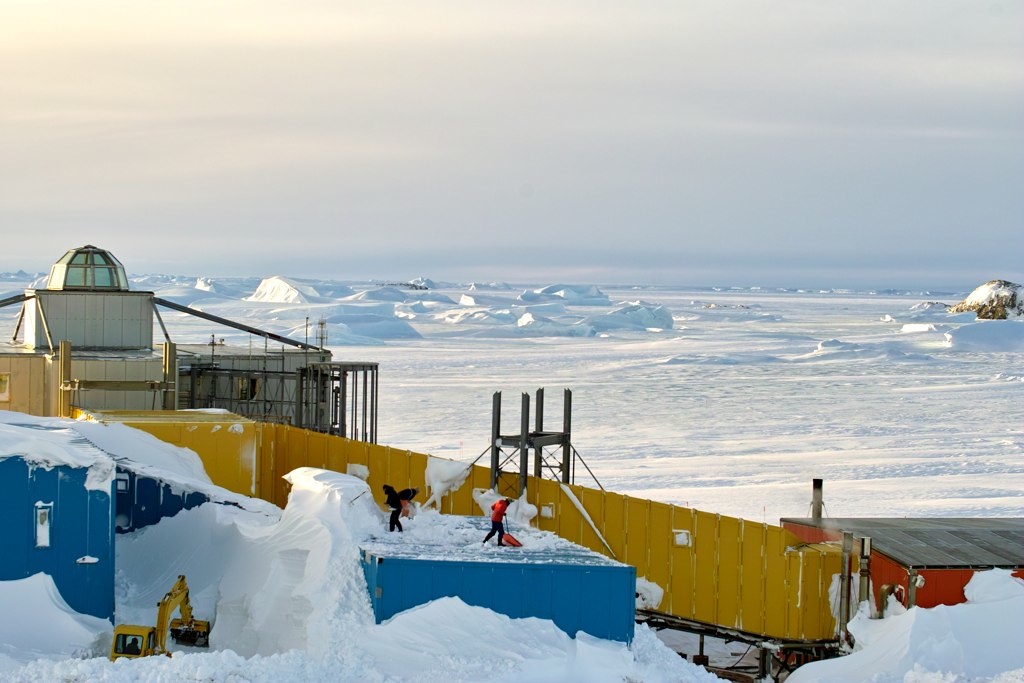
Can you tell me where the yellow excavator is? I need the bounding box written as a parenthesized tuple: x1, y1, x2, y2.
(109, 574, 212, 660)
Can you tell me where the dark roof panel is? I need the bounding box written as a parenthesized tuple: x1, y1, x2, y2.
(780, 517, 1024, 569)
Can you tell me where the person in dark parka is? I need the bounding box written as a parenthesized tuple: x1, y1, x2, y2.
(383, 484, 418, 532)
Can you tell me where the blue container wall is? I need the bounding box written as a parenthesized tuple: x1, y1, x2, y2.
(362, 553, 636, 643)
(114, 468, 208, 533)
(0, 458, 115, 621)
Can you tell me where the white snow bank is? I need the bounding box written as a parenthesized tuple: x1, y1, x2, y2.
(899, 323, 938, 333)
(467, 281, 513, 291)
(636, 577, 665, 610)
(245, 276, 331, 304)
(584, 301, 674, 332)
(0, 574, 110, 667)
(5, 467, 714, 682)
(458, 292, 515, 307)
(211, 468, 379, 657)
(519, 284, 611, 305)
(944, 320, 1024, 352)
(422, 456, 472, 508)
(293, 312, 422, 340)
(792, 339, 933, 363)
(788, 569, 1024, 683)
(438, 307, 518, 325)
(0, 412, 115, 491)
(72, 418, 212, 485)
(361, 598, 715, 683)
(347, 286, 455, 305)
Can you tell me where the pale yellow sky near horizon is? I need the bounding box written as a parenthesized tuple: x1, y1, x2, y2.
(2, 1, 1021, 287)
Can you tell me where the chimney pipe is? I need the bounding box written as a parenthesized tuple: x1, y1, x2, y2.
(811, 478, 823, 519)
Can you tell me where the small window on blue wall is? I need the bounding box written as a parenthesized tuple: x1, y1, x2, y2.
(35, 502, 53, 548)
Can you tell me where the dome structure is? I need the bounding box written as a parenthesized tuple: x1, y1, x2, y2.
(46, 245, 129, 291)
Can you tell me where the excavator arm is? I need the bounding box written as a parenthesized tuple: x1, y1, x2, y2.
(110, 574, 210, 660)
(161, 575, 211, 650)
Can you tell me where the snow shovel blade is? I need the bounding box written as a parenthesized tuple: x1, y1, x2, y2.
(170, 618, 211, 647)
(502, 533, 522, 547)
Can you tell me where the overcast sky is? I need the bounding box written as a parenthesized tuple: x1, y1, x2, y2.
(2, 1, 1021, 289)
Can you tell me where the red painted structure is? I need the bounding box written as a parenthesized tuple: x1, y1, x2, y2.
(782, 518, 1024, 610)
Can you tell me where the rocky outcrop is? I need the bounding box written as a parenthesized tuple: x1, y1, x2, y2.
(949, 280, 1023, 319)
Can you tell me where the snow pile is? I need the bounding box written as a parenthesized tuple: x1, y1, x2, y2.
(516, 311, 593, 337)
(636, 577, 665, 610)
(519, 284, 611, 305)
(306, 310, 421, 341)
(899, 323, 938, 334)
(0, 412, 115, 491)
(245, 276, 329, 304)
(458, 292, 515, 307)
(949, 280, 1023, 319)
(788, 569, 1024, 683)
(3, 465, 715, 682)
(467, 281, 513, 291)
(434, 306, 594, 337)
(72, 418, 211, 485)
(345, 286, 409, 302)
(438, 307, 518, 325)
(584, 301, 674, 332)
(944, 320, 1024, 352)
(422, 456, 473, 508)
(214, 467, 380, 657)
(792, 339, 933, 363)
(0, 574, 110, 667)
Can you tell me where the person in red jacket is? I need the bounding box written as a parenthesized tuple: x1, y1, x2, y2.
(482, 498, 512, 546)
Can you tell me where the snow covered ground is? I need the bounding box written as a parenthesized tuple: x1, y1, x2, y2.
(39, 272, 1016, 523)
(1, 271, 1023, 681)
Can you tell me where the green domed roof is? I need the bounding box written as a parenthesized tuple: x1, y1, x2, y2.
(46, 245, 129, 291)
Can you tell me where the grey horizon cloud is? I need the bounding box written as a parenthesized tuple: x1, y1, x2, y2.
(2, 1, 1022, 290)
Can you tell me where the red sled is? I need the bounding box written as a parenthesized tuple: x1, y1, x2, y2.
(502, 533, 522, 547)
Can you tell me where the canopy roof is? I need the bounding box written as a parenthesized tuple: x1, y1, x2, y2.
(46, 245, 129, 292)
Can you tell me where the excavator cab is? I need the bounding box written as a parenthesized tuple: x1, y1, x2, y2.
(109, 575, 212, 661)
(111, 628, 155, 659)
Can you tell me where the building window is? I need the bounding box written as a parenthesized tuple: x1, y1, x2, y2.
(35, 502, 53, 548)
(0, 373, 9, 402)
(238, 378, 261, 401)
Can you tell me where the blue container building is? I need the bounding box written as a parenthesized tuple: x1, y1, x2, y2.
(0, 456, 115, 621)
(113, 468, 209, 534)
(360, 516, 636, 643)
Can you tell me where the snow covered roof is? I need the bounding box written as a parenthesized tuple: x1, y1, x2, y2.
(0, 412, 115, 491)
(360, 514, 627, 567)
(782, 517, 1024, 569)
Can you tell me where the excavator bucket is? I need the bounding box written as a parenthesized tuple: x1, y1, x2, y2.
(169, 618, 211, 647)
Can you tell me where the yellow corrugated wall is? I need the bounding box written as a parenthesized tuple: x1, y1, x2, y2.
(159, 421, 841, 643)
(81, 411, 259, 496)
